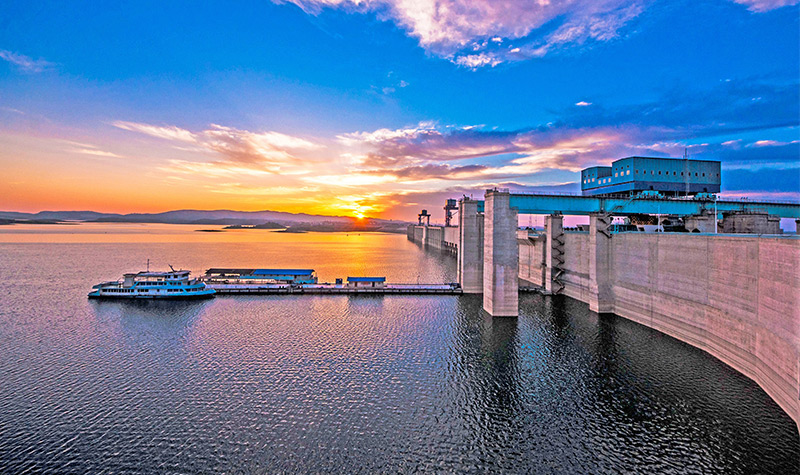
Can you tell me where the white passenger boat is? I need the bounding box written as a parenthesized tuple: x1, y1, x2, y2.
(88, 267, 216, 300)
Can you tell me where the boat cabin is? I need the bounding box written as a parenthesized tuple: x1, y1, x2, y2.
(347, 277, 386, 288)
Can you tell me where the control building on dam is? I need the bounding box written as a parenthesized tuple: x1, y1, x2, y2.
(407, 156, 800, 431)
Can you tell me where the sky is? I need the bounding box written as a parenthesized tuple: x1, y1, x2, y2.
(0, 0, 798, 221)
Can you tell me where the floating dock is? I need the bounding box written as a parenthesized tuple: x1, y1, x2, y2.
(206, 283, 462, 295)
(200, 269, 462, 295)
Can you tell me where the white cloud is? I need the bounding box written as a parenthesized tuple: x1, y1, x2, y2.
(732, 0, 798, 12)
(276, 0, 790, 67)
(113, 121, 197, 143)
(455, 53, 502, 69)
(747, 139, 798, 147)
(75, 148, 123, 158)
(337, 121, 438, 145)
(575, 101, 592, 107)
(277, 0, 647, 67)
(0, 50, 54, 73)
(115, 120, 324, 173)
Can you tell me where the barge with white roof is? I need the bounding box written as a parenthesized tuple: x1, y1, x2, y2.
(199, 270, 461, 294)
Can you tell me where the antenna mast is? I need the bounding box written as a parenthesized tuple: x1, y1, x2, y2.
(146, 259, 150, 272)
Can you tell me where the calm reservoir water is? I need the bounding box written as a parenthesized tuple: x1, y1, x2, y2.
(0, 224, 797, 473)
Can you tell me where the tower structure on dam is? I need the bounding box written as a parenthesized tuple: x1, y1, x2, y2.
(482, 190, 519, 316)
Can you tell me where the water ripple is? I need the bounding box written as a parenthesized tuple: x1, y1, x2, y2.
(0, 240, 797, 473)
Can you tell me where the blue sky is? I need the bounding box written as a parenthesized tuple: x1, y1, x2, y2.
(0, 0, 798, 219)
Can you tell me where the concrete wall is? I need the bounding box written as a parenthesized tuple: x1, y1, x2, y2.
(607, 233, 799, 429)
(444, 227, 459, 253)
(525, 230, 800, 428)
(720, 213, 782, 234)
(518, 234, 545, 287)
(420, 214, 799, 427)
(458, 200, 484, 293)
(561, 232, 592, 303)
(517, 229, 799, 428)
(425, 226, 444, 250)
(408, 225, 459, 253)
(684, 212, 717, 233)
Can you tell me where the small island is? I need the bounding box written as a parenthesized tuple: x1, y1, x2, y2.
(223, 222, 286, 230)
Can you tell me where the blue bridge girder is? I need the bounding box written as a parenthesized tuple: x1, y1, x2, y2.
(472, 194, 800, 218)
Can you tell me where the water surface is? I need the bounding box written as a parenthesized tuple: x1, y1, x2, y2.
(0, 224, 797, 473)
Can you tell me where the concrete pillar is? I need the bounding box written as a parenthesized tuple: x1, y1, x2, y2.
(483, 190, 519, 317)
(545, 214, 564, 294)
(421, 225, 428, 247)
(458, 198, 484, 293)
(588, 213, 613, 313)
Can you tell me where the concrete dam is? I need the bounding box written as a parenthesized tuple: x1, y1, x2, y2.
(407, 190, 800, 432)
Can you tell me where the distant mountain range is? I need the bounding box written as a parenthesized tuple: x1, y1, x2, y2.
(0, 209, 412, 232)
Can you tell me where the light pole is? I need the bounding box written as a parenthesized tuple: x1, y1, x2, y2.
(657, 202, 661, 232)
(714, 195, 718, 234)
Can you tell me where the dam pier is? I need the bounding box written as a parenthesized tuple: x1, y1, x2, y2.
(407, 156, 800, 431)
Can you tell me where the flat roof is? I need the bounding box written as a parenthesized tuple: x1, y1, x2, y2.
(615, 155, 720, 163)
(206, 268, 314, 276)
(347, 276, 386, 282)
(253, 269, 315, 276)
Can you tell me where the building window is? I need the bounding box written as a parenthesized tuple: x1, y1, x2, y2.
(673, 171, 676, 175)
(702, 172, 705, 177)
(658, 171, 661, 175)
(626, 170, 630, 175)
